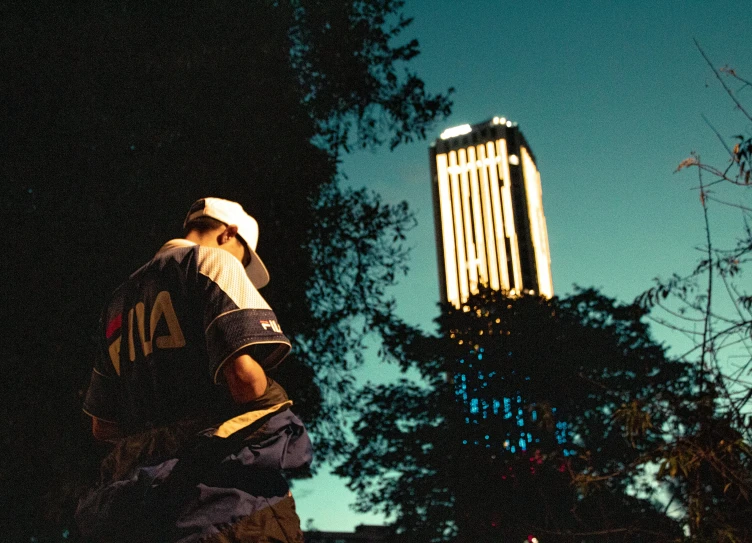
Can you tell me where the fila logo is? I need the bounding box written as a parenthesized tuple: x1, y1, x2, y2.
(108, 291, 186, 375)
(260, 319, 282, 333)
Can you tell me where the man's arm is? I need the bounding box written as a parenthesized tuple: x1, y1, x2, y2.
(223, 352, 268, 404)
(92, 417, 122, 443)
(91, 352, 266, 440)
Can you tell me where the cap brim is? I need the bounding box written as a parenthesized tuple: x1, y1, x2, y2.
(246, 248, 270, 289)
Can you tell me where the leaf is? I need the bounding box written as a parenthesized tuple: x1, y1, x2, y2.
(676, 156, 699, 171)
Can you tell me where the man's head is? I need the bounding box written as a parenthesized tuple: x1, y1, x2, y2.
(183, 198, 270, 288)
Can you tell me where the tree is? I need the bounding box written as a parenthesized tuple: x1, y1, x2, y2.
(290, 0, 452, 152)
(635, 45, 752, 542)
(338, 288, 687, 542)
(0, 1, 451, 539)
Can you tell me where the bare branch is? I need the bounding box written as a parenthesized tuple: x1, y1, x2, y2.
(695, 39, 752, 122)
(702, 114, 735, 157)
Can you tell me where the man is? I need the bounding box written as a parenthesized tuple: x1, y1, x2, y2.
(77, 197, 312, 542)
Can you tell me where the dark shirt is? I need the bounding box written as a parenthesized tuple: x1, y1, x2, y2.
(84, 239, 291, 432)
(79, 240, 311, 542)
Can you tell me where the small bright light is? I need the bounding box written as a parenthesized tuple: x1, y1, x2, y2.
(509, 154, 520, 166)
(492, 116, 500, 124)
(506, 121, 513, 127)
(500, 117, 506, 124)
(440, 124, 472, 140)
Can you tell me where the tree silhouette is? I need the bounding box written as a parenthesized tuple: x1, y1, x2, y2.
(635, 47, 752, 542)
(338, 288, 686, 542)
(0, 1, 451, 539)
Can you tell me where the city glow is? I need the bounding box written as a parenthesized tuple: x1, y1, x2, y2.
(459, 148, 480, 291)
(478, 142, 499, 290)
(487, 141, 509, 290)
(440, 123, 472, 140)
(521, 147, 553, 298)
(454, 347, 541, 453)
(497, 139, 523, 291)
(433, 124, 551, 307)
(470, 145, 489, 290)
(448, 151, 470, 303)
(435, 153, 460, 305)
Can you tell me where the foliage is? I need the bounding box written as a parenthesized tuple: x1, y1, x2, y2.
(338, 287, 686, 542)
(0, 1, 450, 539)
(290, 0, 453, 152)
(635, 47, 752, 542)
(298, 180, 416, 458)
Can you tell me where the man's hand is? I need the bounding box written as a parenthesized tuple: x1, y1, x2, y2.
(223, 352, 268, 404)
(92, 417, 121, 443)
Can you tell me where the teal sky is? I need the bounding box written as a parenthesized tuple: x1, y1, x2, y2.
(294, 1, 752, 531)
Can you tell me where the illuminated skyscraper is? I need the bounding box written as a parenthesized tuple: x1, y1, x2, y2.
(430, 117, 553, 307)
(431, 118, 562, 456)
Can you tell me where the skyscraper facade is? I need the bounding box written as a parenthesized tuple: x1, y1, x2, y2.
(430, 117, 553, 307)
(431, 118, 559, 456)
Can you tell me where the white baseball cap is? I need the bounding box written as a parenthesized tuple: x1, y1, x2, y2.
(184, 197, 270, 288)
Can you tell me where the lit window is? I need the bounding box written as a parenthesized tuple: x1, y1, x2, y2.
(440, 124, 472, 140)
